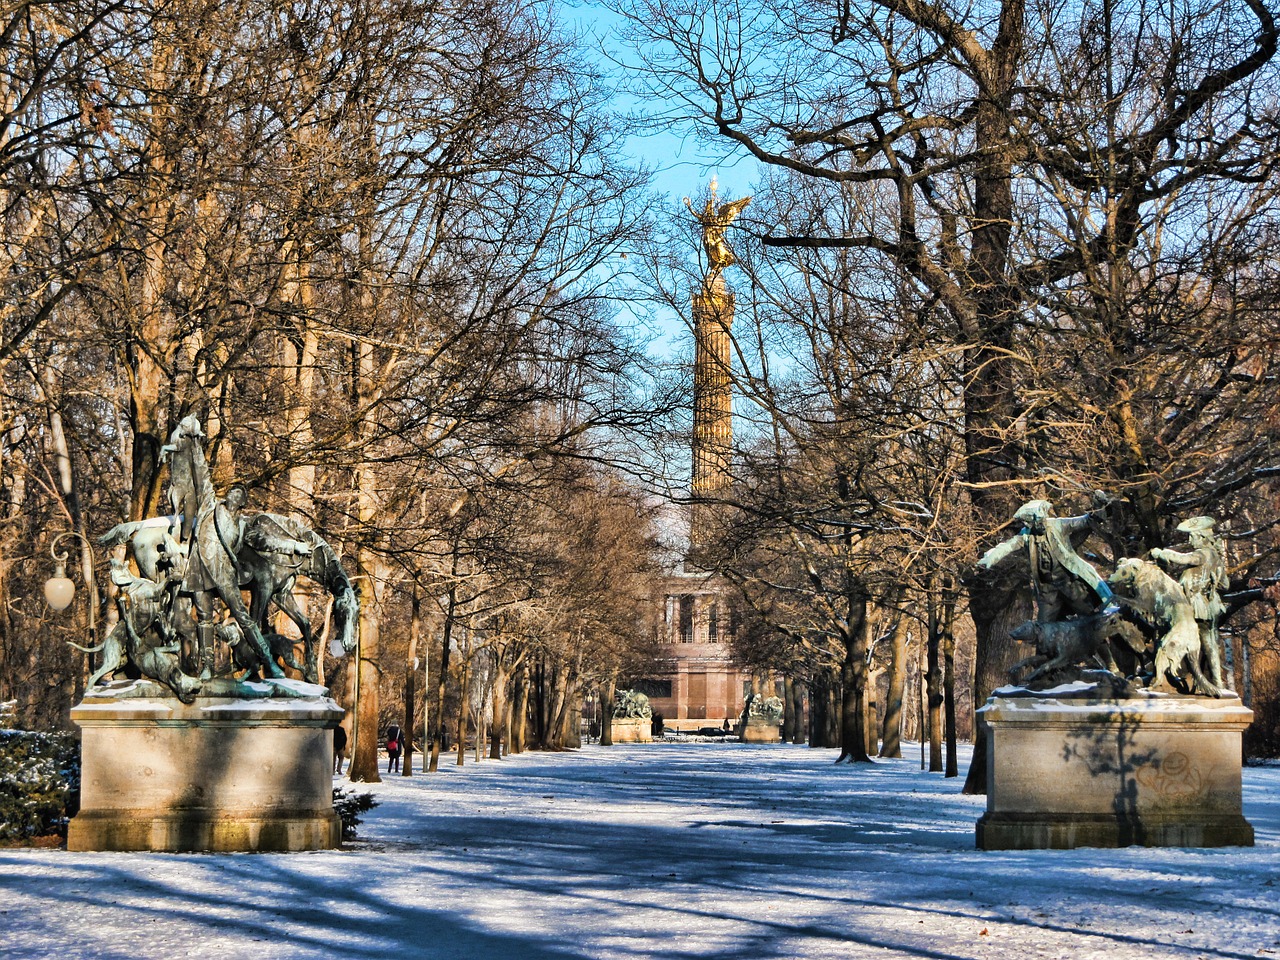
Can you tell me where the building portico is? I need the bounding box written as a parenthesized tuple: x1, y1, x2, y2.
(640, 568, 746, 732)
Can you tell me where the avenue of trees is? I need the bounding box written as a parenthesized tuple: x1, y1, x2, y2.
(617, 0, 1280, 769)
(0, 0, 666, 780)
(3, 0, 1280, 777)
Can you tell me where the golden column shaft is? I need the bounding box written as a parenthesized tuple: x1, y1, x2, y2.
(691, 279, 734, 501)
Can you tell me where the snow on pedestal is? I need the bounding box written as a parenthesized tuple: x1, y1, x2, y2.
(68, 679, 344, 852)
(976, 691, 1254, 850)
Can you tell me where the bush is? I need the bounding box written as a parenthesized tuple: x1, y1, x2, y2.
(332, 787, 378, 841)
(0, 728, 81, 842)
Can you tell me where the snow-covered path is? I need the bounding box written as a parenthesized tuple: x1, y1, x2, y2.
(2, 743, 1277, 959)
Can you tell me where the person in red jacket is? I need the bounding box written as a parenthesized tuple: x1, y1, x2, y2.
(385, 724, 402, 773)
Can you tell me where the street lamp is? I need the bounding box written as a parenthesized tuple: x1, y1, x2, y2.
(45, 531, 93, 612)
(45, 530, 99, 692)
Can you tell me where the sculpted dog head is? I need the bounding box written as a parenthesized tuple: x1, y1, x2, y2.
(1109, 556, 1185, 602)
(1009, 619, 1042, 645)
(1108, 556, 1146, 591)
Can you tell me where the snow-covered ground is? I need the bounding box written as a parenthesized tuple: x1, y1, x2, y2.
(2, 742, 1277, 959)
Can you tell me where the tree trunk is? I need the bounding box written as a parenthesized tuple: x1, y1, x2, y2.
(837, 650, 869, 762)
(918, 646, 927, 769)
(961, 586, 1032, 792)
(863, 670, 878, 757)
(280, 242, 319, 518)
(429, 582, 458, 773)
(544, 663, 570, 750)
(532, 658, 547, 747)
(957, 0, 1030, 793)
(346, 190, 387, 784)
(942, 593, 959, 778)
(826, 683, 840, 747)
(563, 692, 581, 749)
(128, 104, 172, 526)
(347, 546, 382, 783)
(476, 656, 489, 763)
(880, 614, 909, 758)
(1241, 635, 1253, 706)
(782, 675, 796, 742)
(926, 590, 943, 773)
(427, 624, 437, 773)
(503, 682, 513, 757)
(456, 646, 469, 766)
(334, 656, 356, 778)
(790, 679, 805, 744)
(599, 675, 617, 746)
(511, 664, 529, 754)
(810, 671, 840, 748)
(489, 654, 507, 760)
(835, 585, 871, 763)
(43, 371, 99, 712)
(808, 676, 824, 748)
(280, 250, 321, 687)
(403, 592, 421, 777)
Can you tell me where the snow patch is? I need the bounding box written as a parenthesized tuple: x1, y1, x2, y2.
(1, 742, 1276, 959)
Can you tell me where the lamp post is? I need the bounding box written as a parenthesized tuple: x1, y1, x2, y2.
(44, 531, 98, 690)
(44, 531, 96, 612)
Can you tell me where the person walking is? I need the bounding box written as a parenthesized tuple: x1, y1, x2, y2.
(333, 725, 348, 775)
(386, 723, 403, 773)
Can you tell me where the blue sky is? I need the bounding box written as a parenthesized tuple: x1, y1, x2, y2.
(558, 1, 761, 359)
(559, 1, 757, 203)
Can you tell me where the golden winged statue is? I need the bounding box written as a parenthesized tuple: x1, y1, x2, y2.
(685, 181, 751, 273)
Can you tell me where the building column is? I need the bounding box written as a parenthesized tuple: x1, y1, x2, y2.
(676, 660, 690, 721)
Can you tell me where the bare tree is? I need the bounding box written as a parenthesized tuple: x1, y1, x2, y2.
(1, 0, 656, 738)
(615, 0, 1280, 777)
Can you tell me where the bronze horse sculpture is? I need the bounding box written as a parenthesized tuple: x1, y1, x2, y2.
(237, 512, 359, 683)
(162, 421, 282, 679)
(99, 508, 356, 684)
(95, 417, 357, 686)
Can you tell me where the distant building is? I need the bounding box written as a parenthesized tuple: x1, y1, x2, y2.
(636, 567, 746, 731)
(629, 185, 750, 731)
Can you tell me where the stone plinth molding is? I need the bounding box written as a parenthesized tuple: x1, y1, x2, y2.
(610, 717, 654, 743)
(977, 694, 1254, 850)
(741, 719, 781, 743)
(69, 683, 344, 852)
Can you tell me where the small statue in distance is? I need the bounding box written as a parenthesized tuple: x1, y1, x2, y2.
(613, 689, 653, 720)
(748, 694, 784, 725)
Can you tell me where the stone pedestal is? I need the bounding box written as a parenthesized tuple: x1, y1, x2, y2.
(610, 717, 653, 743)
(740, 719, 781, 743)
(977, 693, 1254, 850)
(69, 679, 344, 852)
